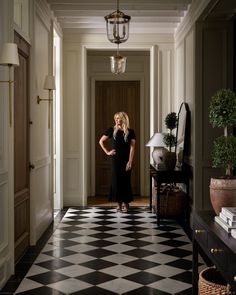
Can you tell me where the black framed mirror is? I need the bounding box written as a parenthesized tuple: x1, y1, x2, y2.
(175, 102, 190, 169)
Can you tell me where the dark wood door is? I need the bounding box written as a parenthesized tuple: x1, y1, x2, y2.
(14, 32, 30, 262)
(95, 81, 140, 196)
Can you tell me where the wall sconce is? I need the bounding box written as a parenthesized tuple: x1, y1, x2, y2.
(37, 75, 56, 129)
(0, 43, 19, 127)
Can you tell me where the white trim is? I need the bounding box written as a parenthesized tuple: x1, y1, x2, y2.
(82, 45, 88, 206)
(53, 19, 63, 38)
(35, 0, 52, 31)
(13, 22, 31, 44)
(69, 42, 173, 201)
(0, 171, 8, 186)
(175, 0, 211, 47)
(150, 45, 159, 133)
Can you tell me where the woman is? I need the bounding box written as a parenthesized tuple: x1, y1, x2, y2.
(99, 112, 136, 212)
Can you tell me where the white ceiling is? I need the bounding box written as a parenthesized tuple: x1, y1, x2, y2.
(46, 0, 192, 34)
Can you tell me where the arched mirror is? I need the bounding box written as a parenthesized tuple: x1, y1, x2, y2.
(175, 102, 190, 169)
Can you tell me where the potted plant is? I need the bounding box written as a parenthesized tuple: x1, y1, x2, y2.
(209, 88, 236, 215)
(163, 112, 177, 170)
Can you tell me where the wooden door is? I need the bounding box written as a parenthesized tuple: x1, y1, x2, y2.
(95, 81, 140, 196)
(14, 32, 30, 262)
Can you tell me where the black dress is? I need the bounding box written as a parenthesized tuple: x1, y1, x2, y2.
(104, 127, 136, 203)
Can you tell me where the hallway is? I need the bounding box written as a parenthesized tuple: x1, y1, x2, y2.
(3, 207, 199, 295)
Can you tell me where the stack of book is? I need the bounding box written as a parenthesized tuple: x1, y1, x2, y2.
(214, 207, 236, 235)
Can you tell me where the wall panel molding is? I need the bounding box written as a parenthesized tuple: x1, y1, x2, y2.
(33, 156, 51, 170)
(35, 0, 52, 31)
(194, 20, 234, 211)
(0, 171, 7, 186)
(175, 0, 211, 46)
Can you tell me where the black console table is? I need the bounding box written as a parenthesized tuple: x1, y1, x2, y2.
(193, 211, 236, 294)
(149, 164, 189, 226)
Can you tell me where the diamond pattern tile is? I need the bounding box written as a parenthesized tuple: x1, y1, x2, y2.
(12, 207, 200, 295)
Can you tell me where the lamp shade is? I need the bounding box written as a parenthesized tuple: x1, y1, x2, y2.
(44, 75, 56, 90)
(0, 42, 19, 66)
(146, 133, 165, 147)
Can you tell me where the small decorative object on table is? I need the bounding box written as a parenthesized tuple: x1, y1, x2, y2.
(163, 112, 177, 170)
(215, 207, 236, 233)
(208, 88, 236, 215)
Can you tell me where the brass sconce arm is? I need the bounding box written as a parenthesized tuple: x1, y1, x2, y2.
(36, 91, 53, 129)
(37, 95, 52, 104)
(36, 75, 55, 129)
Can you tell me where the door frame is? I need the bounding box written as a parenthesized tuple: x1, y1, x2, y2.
(90, 76, 145, 198)
(81, 45, 158, 205)
(53, 26, 63, 211)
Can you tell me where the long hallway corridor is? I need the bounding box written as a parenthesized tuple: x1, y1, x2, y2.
(3, 207, 197, 295)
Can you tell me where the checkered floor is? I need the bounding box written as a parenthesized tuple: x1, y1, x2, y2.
(14, 207, 196, 295)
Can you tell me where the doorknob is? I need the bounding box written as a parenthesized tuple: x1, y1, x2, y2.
(29, 163, 35, 170)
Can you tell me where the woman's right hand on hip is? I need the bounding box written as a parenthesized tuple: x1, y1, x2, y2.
(107, 149, 116, 156)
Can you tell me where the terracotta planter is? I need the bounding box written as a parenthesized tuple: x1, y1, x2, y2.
(209, 177, 236, 215)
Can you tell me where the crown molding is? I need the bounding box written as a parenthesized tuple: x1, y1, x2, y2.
(174, 0, 212, 47)
(35, 0, 53, 31)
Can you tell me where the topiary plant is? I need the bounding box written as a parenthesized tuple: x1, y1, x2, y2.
(209, 88, 236, 177)
(163, 112, 177, 152)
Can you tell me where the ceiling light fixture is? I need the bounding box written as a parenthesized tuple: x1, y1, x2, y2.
(110, 44, 126, 75)
(104, 0, 131, 44)
(105, 0, 131, 74)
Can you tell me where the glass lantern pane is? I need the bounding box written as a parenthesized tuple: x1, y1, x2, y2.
(110, 55, 127, 74)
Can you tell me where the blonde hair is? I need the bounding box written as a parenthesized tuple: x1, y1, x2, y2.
(113, 112, 130, 142)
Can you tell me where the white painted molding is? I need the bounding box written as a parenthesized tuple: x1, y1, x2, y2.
(64, 154, 80, 158)
(0, 239, 8, 253)
(0, 171, 7, 186)
(33, 156, 51, 169)
(53, 19, 63, 38)
(0, 257, 7, 289)
(35, 0, 52, 31)
(13, 22, 31, 44)
(175, 0, 211, 47)
(63, 32, 174, 45)
(150, 45, 158, 134)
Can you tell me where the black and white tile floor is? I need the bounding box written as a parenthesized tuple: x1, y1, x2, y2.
(7, 207, 202, 294)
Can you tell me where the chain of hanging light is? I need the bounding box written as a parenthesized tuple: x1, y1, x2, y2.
(104, 0, 131, 74)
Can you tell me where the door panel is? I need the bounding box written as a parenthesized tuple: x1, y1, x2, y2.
(95, 81, 140, 196)
(14, 32, 30, 262)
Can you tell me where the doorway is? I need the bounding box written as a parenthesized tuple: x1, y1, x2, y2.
(14, 32, 30, 262)
(53, 28, 62, 214)
(95, 80, 140, 197)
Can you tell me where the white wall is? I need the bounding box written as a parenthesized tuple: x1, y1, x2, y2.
(30, 0, 55, 243)
(63, 33, 175, 205)
(174, 28, 195, 217)
(0, 0, 15, 288)
(175, 28, 195, 163)
(12, 0, 58, 246)
(173, 0, 214, 218)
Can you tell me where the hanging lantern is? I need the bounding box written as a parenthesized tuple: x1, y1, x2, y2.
(104, 0, 131, 44)
(110, 52, 127, 74)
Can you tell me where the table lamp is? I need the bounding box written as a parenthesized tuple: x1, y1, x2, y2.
(146, 133, 167, 168)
